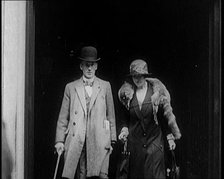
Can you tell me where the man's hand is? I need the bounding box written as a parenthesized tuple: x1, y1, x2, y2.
(55, 142, 64, 155)
(168, 139, 176, 150)
(118, 127, 129, 143)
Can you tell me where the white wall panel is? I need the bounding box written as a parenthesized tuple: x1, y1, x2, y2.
(1, 1, 26, 179)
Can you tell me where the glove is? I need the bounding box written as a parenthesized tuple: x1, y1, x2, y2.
(55, 142, 64, 155)
(168, 139, 176, 150)
(118, 127, 129, 143)
(167, 133, 176, 150)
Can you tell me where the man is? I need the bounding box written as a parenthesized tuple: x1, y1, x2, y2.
(55, 46, 117, 179)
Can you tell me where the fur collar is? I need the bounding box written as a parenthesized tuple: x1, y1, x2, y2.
(118, 78, 171, 110)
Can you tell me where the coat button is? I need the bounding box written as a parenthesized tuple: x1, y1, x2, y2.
(143, 144, 147, 148)
(75, 111, 78, 114)
(73, 122, 76, 125)
(143, 133, 146, 136)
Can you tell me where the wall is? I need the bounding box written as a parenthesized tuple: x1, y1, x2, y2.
(1, 1, 26, 179)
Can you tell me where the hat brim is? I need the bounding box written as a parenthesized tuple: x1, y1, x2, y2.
(126, 73, 152, 77)
(78, 57, 101, 62)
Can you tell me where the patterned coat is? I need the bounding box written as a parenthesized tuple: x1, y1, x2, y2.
(55, 77, 117, 179)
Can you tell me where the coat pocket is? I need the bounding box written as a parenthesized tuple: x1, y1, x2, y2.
(152, 142, 164, 153)
(64, 122, 75, 150)
(64, 132, 72, 151)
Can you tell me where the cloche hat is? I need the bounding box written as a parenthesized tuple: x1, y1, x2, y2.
(128, 59, 151, 76)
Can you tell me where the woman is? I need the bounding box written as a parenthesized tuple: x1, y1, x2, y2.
(118, 59, 181, 179)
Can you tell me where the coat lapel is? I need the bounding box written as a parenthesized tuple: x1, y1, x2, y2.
(89, 77, 101, 113)
(74, 78, 87, 115)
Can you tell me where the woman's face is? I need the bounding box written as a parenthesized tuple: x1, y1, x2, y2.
(132, 75, 146, 88)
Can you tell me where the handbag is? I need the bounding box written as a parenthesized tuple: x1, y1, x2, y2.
(116, 141, 130, 179)
(166, 150, 180, 179)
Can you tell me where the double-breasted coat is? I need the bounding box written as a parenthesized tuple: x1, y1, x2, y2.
(55, 77, 117, 179)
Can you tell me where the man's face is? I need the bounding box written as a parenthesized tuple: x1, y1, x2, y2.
(80, 61, 98, 79)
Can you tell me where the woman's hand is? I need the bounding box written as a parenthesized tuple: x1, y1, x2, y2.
(167, 133, 176, 150)
(168, 139, 176, 150)
(118, 127, 129, 143)
(119, 132, 128, 142)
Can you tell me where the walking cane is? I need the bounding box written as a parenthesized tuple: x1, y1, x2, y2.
(53, 150, 63, 179)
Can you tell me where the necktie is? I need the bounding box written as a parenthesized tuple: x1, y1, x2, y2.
(83, 80, 93, 97)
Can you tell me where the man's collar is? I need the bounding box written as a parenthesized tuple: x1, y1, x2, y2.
(82, 76, 95, 83)
(82, 76, 95, 86)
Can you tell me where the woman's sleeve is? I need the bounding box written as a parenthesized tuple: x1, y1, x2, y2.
(117, 82, 132, 132)
(153, 78, 181, 140)
(120, 102, 130, 129)
(160, 96, 181, 140)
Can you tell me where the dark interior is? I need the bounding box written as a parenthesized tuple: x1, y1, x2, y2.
(34, 0, 211, 178)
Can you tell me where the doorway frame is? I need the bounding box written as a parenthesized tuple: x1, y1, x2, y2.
(21, 0, 221, 179)
(208, 0, 222, 178)
(24, 1, 35, 179)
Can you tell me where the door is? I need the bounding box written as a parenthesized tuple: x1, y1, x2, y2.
(33, 1, 221, 179)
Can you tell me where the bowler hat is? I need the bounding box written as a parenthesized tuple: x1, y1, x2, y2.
(78, 46, 101, 62)
(128, 59, 151, 77)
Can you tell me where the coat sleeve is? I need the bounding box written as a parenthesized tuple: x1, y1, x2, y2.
(151, 78, 181, 140)
(55, 84, 70, 143)
(106, 82, 117, 142)
(160, 91, 181, 140)
(119, 102, 130, 130)
(117, 81, 132, 134)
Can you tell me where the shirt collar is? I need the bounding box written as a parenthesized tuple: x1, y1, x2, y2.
(82, 76, 95, 83)
(82, 76, 95, 87)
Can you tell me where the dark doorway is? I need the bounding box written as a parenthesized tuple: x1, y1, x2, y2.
(34, 1, 220, 179)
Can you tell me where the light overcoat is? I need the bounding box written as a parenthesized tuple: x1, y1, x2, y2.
(55, 77, 116, 179)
